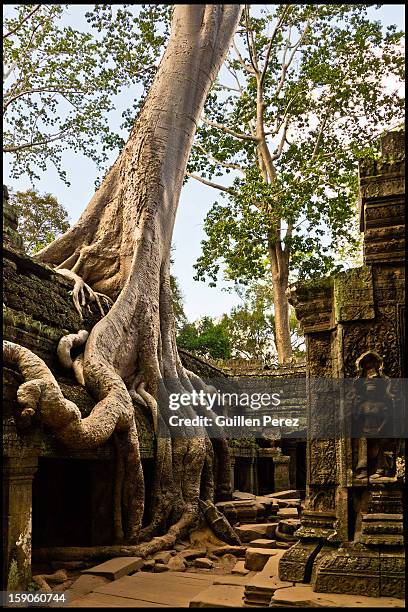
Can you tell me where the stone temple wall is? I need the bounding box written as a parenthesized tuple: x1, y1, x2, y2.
(278, 129, 405, 599)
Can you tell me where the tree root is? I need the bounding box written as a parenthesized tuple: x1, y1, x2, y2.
(3, 340, 144, 540)
(57, 330, 88, 386)
(55, 268, 113, 319)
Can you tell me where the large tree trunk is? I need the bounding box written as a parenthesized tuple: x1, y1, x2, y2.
(4, 5, 242, 554)
(268, 239, 293, 364)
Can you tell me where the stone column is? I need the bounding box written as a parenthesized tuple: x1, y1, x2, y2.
(229, 454, 236, 493)
(248, 456, 257, 495)
(3, 456, 38, 590)
(272, 453, 291, 492)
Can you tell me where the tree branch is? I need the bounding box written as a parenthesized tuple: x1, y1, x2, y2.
(3, 128, 70, 153)
(275, 16, 313, 99)
(186, 172, 238, 196)
(244, 5, 259, 74)
(194, 143, 246, 173)
(3, 87, 86, 113)
(3, 5, 42, 38)
(202, 116, 258, 141)
(260, 4, 293, 89)
(231, 39, 256, 75)
(271, 115, 290, 161)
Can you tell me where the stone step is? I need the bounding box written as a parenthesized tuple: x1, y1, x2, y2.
(243, 550, 295, 607)
(189, 584, 245, 607)
(270, 584, 406, 607)
(82, 557, 144, 580)
(244, 548, 279, 571)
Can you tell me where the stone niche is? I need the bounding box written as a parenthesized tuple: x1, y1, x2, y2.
(278, 129, 405, 600)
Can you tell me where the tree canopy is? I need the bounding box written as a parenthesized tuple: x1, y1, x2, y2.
(3, 4, 169, 183)
(221, 282, 304, 362)
(190, 4, 404, 284)
(177, 316, 232, 360)
(187, 4, 404, 361)
(9, 188, 70, 254)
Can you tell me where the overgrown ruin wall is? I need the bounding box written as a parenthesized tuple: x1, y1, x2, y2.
(278, 129, 405, 599)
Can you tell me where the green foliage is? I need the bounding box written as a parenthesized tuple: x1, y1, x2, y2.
(3, 4, 170, 183)
(221, 282, 304, 361)
(170, 273, 187, 332)
(9, 188, 70, 254)
(177, 316, 232, 360)
(190, 5, 404, 284)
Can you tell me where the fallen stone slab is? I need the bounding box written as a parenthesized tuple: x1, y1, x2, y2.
(278, 518, 301, 534)
(189, 584, 245, 607)
(277, 507, 299, 518)
(154, 563, 170, 573)
(194, 558, 214, 570)
(212, 545, 247, 557)
(214, 575, 254, 586)
(67, 591, 171, 607)
(260, 549, 287, 578)
(235, 522, 278, 542)
(82, 556, 144, 580)
(231, 560, 250, 576)
(92, 572, 215, 607)
(266, 490, 302, 500)
(168, 555, 187, 572)
(154, 551, 173, 564)
(68, 574, 111, 598)
(245, 548, 278, 572)
(274, 498, 301, 509)
(179, 548, 207, 560)
(270, 584, 406, 608)
(232, 491, 256, 501)
(250, 539, 278, 549)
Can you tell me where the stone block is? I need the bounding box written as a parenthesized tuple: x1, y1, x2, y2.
(211, 545, 246, 557)
(153, 551, 172, 564)
(244, 548, 278, 572)
(82, 557, 144, 580)
(279, 541, 321, 583)
(167, 555, 187, 572)
(249, 539, 277, 549)
(153, 563, 169, 573)
(235, 522, 278, 542)
(231, 560, 249, 576)
(194, 558, 213, 569)
(271, 584, 405, 607)
(277, 507, 299, 519)
(70, 574, 111, 597)
(179, 548, 207, 560)
(266, 490, 302, 500)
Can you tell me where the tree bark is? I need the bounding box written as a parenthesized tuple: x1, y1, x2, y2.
(268, 238, 292, 364)
(5, 5, 242, 551)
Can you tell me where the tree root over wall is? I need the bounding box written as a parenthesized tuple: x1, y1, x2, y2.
(3, 5, 243, 560)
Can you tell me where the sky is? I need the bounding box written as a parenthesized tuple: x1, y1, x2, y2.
(3, 4, 405, 321)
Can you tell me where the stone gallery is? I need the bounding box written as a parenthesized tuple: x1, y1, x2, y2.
(3, 128, 405, 606)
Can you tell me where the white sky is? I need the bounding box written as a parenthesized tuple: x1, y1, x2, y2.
(3, 4, 405, 321)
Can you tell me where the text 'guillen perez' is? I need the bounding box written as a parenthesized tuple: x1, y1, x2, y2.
(168, 415, 300, 428)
